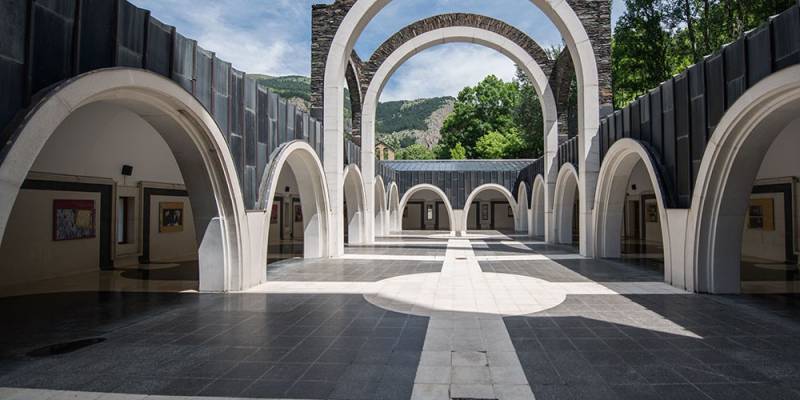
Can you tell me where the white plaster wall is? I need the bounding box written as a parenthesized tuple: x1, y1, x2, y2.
(31, 103, 185, 185)
(148, 194, 197, 262)
(0, 190, 101, 286)
(742, 192, 786, 262)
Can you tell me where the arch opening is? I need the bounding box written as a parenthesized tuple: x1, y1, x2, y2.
(593, 140, 671, 280)
(259, 141, 331, 268)
(388, 182, 401, 233)
(0, 69, 247, 295)
(553, 164, 579, 247)
(344, 165, 367, 245)
(531, 175, 546, 238)
(517, 183, 530, 234)
(400, 184, 455, 234)
(324, 0, 601, 256)
(374, 176, 387, 238)
(690, 67, 800, 294)
(463, 184, 518, 234)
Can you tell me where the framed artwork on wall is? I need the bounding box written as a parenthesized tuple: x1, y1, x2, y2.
(480, 204, 489, 221)
(294, 203, 303, 222)
(426, 204, 434, 220)
(748, 198, 775, 230)
(646, 203, 659, 223)
(271, 203, 279, 224)
(159, 202, 184, 233)
(507, 205, 513, 218)
(53, 199, 96, 241)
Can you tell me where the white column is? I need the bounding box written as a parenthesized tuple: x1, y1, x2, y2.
(324, 84, 345, 257)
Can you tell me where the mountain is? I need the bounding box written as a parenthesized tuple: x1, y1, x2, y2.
(253, 75, 454, 149)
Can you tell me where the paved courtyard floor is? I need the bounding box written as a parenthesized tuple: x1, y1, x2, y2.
(2, 232, 800, 399)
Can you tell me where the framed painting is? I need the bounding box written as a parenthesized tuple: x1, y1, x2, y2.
(159, 202, 184, 233)
(294, 203, 303, 222)
(271, 203, 279, 224)
(53, 199, 96, 241)
(748, 198, 774, 231)
(507, 205, 513, 218)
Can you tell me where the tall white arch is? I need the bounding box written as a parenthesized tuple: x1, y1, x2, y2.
(0, 68, 250, 291)
(687, 65, 800, 294)
(516, 183, 530, 234)
(324, 0, 600, 257)
(462, 184, 519, 234)
(388, 182, 401, 232)
(399, 184, 456, 235)
(531, 174, 547, 238)
(374, 175, 387, 237)
(258, 141, 331, 267)
(593, 139, 672, 283)
(360, 27, 559, 246)
(553, 163, 579, 245)
(343, 164, 368, 245)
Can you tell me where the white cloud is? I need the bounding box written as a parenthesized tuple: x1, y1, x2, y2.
(130, 0, 313, 76)
(380, 44, 518, 101)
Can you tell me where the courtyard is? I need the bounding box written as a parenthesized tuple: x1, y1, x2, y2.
(1, 233, 799, 400)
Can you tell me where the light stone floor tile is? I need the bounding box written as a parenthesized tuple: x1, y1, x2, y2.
(451, 351, 488, 366)
(419, 350, 452, 366)
(450, 384, 496, 399)
(411, 384, 450, 400)
(451, 366, 492, 384)
(415, 366, 452, 384)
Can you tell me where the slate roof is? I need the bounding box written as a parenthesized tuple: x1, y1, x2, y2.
(380, 159, 536, 172)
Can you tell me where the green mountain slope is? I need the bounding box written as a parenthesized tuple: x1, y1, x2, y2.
(253, 75, 454, 149)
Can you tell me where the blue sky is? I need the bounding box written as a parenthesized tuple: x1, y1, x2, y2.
(130, 0, 625, 101)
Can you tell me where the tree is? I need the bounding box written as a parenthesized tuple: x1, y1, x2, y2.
(450, 143, 467, 160)
(612, 0, 672, 108)
(396, 144, 435, 160)
(475, 129, 526, 159)
(513, 67, 544, 158)
(439, 75, 521, 159)
(475, 132, 509, 159)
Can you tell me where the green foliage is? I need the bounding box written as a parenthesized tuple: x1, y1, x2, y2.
(438, 75, 522, 159)
(612, 0, 796, 109)
(252, 75, 312, 101)
(450, 143, 467, 160)
(513, 67, 544, 158)
(376, 97, 454, 133)
(396, 144, 435, 160)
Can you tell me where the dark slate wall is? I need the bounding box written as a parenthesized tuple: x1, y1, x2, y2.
(557, 136, 579, 173)
(379, 162, 535, 210)
(0, 0, 339, 211)
(512, 158, 544, 208)
(598, 4, 800, 209)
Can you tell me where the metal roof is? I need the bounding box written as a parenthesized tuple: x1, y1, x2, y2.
(380, 159, 536, 172)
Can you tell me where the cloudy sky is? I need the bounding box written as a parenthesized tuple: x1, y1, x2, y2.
(130, 0, 625, 101)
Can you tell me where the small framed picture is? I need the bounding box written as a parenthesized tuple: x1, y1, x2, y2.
(294, 203, 303, 222)
(159, 202, 184, 233)
(270, 203, 279, 224)
(507, 205, 513, 218)
(426, 204, 434, 220)
(480, 204, 489, 221)
(748, 198, 774, 230)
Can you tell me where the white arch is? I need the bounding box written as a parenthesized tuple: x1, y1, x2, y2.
(399, 184, 456, 235)
(0, 68, 249, 291)
(531, 174, 547, 238)
(553, 163, 579, 245)
(462, 184, 519, 234)
(687, 65, 800, 294)
(592, 139, 672, 283)
(343, 164, 368, 244)
(516, 182, 530, 234)
(360, 27, 558, 242)
(388, 181, 401, 232)
(258, 140, 331, 265)
(325, 0, 600, 257)
(374, 175, 388, 237)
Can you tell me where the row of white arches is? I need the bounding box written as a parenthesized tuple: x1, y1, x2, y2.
(2, 63, 799, 295)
